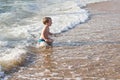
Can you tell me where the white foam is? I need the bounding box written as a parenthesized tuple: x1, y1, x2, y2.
(0, 0, 109, 75)
(0, 47, 26, 62)
(82, 0, 108, 4)
(0, 46, 27, 73)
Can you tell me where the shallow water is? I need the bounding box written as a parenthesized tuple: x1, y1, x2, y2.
(0, 0, 108, 75)
(9, 1, 120, 79)
(10, 43, 120, 80)
(0, 0, 89, 72)
(1, 0, 120, 80)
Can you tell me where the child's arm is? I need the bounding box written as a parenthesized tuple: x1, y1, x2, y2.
(52, 33, 61, 37)
(48, 32, 58, 37)
(48, 28, 53, 35)
(49, 32, 53, 35)
(42, 27, 53, 43)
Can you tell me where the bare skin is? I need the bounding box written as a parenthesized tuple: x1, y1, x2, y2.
(40, 19, 53, 44)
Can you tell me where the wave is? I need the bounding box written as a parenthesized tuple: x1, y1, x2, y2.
(0, 0, 109, 79)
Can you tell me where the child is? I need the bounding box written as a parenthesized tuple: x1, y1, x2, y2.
(38, 17, 54, 47)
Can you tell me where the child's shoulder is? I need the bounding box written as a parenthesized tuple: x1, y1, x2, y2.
(42, 26, 49, 32)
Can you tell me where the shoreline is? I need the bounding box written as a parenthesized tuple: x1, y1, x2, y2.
(10, 0, 120, 80)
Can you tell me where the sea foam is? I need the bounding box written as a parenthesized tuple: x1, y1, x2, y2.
(0, 0, 109, 79)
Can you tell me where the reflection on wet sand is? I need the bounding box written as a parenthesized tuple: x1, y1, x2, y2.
(10, 42, 120, 80)
(10, 0, 120, 80)
(39, 48, 56, 78)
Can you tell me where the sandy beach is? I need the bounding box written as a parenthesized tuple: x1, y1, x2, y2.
(10, 0, 120, 80)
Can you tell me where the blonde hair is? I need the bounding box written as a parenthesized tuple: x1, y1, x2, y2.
(43, 17, 51, 25)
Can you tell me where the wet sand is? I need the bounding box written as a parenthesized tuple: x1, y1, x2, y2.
(10, 0, 120, 80)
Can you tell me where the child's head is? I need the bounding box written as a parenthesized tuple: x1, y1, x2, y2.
(43, 17, 52, 26)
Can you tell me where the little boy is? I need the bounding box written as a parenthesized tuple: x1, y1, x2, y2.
(38, 17, 53, 47)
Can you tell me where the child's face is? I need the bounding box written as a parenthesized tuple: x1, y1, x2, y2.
(47, 19, 52, 26)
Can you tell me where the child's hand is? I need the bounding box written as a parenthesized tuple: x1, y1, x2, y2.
(45, 39, 53, 43)
(53, 33, 61, 37)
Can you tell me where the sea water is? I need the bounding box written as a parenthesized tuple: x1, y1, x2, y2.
(0, 0, 108, 79)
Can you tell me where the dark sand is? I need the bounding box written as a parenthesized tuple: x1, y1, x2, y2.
(10, 0, 120, 80)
